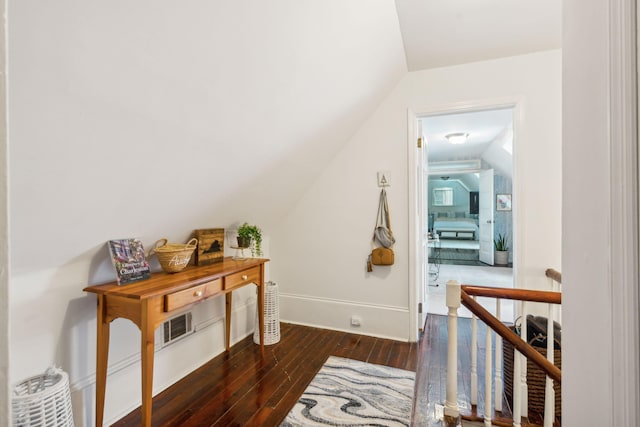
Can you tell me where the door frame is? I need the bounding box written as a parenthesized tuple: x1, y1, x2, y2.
(407, 97, 522, 341)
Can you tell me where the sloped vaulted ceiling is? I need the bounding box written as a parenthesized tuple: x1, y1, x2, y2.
(394, 0, 561, 70)
(9, 0, 407, 272)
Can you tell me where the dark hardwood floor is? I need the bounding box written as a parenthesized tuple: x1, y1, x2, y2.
(112, 322, 419, 427)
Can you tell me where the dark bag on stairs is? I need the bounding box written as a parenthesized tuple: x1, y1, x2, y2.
(524, 315, 561, 350)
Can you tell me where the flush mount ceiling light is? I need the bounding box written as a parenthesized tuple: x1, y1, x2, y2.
(445, 132, 469, 145)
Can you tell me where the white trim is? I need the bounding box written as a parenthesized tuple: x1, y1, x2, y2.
(279, 292, 408, 312)
(70, 316, 227, 392)
(281, 320, 409, 342)
(71, 350, 145, 392)
(407, 109, 419, 341)
(414, 97, 521, 117)
(68, 296, 258, 392)
(0, 0, 7, 422)
(407, 97, 522, 343)
(279, 293, 410, 341)
(610, 0, 640, 424)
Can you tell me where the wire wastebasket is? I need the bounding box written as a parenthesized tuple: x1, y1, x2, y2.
(12, 367, 74, 427)
(254, 281, 281, 345)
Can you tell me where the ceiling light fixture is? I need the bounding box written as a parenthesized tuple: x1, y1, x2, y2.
(445, 132, 469, 145)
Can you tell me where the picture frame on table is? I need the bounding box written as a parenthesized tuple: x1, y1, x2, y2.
(193, 228, 225, 265)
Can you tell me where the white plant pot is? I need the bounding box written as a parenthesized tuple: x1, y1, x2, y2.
(495, 250, 509, 266)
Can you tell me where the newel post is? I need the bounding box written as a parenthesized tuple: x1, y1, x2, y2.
(444, 279, 462, 426)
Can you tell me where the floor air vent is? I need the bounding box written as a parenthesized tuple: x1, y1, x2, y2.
(163, 312, 193, 346)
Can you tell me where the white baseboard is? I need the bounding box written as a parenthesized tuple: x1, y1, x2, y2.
(279, 293, 410, 341)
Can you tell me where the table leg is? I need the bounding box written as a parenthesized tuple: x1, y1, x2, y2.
(257, 282, 265, 354)
(96, 295, 110, 427)
(140, 301, 155, 427)
(225, 292, 232, 351)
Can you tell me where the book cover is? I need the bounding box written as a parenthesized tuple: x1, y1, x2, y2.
(107, 238, 151, 285)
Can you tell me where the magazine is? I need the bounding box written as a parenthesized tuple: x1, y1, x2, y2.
(107, 238, 151, 285)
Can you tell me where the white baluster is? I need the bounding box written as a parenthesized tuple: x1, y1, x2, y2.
(513, 348, 522, 427)
(520, 302, 528, 415)
(494, 299, 503, 412)
(544, 284, 556, 427)
(471, 297, 478, 406)
(484, 322, 492, 426)
(444, 280, 461, 424)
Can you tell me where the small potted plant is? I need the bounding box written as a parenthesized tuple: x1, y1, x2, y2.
(494, 233, 509, 265)
(236, 222, 263, 257)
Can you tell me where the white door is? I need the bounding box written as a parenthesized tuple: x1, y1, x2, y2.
(417, 122, 428, 331)
(478, 169, 495, 265)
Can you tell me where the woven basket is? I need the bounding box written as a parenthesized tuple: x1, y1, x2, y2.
(254, 281, 281, 345)
(503, 328, 561, 419)
(12, 367, 74, 427)
(149, 238, 198, 273)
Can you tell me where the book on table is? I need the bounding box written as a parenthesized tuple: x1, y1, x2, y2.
(107, 238, 151, 285)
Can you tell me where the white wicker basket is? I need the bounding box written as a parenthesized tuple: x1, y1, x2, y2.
(12, 367, 74, 427)
(254, 281, 281, 345)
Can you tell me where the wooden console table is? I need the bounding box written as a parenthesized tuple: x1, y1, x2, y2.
(84, 257, 269, 427)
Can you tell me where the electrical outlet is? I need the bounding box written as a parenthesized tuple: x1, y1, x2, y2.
(350, 315, 362, 327)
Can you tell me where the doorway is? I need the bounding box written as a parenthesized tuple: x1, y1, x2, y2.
(409, 102, 518, 339)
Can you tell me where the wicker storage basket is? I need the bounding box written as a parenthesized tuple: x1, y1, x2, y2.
(149, 238, 198, 273)
(254, 281, 281, 345)
(12, 367, 74, 427)
(503, 327, 561, 420)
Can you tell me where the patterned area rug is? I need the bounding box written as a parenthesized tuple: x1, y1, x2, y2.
(281, 356, 415, 427)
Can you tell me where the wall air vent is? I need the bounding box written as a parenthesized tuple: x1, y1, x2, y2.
(428, 159, 481, 174)
(162, 312, 193, 346)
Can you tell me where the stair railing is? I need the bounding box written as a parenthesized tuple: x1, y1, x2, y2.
(444, 269, 562, 427)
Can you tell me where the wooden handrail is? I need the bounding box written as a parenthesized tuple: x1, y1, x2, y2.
(545, 268, 562, 284)
(460, 291, 561, 384)
(461, 285, 562, 305)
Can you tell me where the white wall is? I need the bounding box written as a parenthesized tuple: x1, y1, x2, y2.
(8, 0, 406, 275)
(272, 50, 562, 340)
(7, 1, 407, 425)
(563, 0, 639, 424)
(562, 0, 611, 421)
(0, 0, 8, 423)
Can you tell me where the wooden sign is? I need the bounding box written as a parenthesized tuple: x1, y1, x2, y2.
(194, 228, 225, 265)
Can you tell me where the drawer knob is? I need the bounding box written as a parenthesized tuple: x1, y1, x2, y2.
(194, 290, 203, 297)
(242, 275, 248, 280)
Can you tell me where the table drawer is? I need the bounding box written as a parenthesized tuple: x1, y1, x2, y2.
(225, 266, 260, 290)
(164, 279, 222, 312)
